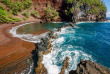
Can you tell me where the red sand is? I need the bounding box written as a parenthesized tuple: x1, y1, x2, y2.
(0, 20, 40, 67)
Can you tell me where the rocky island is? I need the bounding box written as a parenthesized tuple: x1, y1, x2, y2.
(0, 0, 110, 74)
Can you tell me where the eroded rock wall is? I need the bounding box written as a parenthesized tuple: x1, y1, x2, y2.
(69, 60, 110, 74)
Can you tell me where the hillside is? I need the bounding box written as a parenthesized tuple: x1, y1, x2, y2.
(63, 0, 107, 22)
(0, 0, 62, 23)
(0, 0, 107, 23)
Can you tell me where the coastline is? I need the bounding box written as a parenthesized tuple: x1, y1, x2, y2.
(0, 0, 109, 73)
(35, 21, 110, 74)
(9, 22, 50, 43)
(35, 25, 75, 73)
(0, 20, 110, 73)
(0, 19, 40, 73)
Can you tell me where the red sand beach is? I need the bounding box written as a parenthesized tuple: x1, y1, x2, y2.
(0, 20, 40, 68)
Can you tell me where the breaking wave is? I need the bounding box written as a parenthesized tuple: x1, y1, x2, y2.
(42, 27, 94, 74)
(9, 22, 49, 43)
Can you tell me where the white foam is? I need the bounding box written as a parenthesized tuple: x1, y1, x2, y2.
(42, 53, 61, 74)
(42, 26, 94, 74)
(54, 27, 75, 36)
(9, 22, 49, 43)
(52, 22, 63, 23)
(21, 63, 34, 74)
(42, 34, 93, 74)
(54, 37, 64, 44)
(42, 46, 93, 74)
(76, 21, 110, 24)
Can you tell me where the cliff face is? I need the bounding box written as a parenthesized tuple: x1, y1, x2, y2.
(63, 0, 107, 22)
(76, 7, 106, 22)
(0, 0, 106, 23)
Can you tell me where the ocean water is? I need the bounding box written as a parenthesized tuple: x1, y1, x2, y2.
(42, 22, 110, 74)
(107, 17, 110, 20)
(10, 22, 67, 43)
(16, 22, 65, 34)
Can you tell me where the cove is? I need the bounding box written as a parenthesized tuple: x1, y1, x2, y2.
(42, 22, 110, 74)
(16, 22, 65, 35)
(10, 22, 66, 43)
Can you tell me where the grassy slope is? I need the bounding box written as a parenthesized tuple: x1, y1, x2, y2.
(0, 0, 40, 23)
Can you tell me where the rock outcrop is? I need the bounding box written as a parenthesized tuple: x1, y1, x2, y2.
(69, 60, 110, 74)
(34, 25, 110, 74)
(60, 57, 70, 74)
(35, 31, 54, 74)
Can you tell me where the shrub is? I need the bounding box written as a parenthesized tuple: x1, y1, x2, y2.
(10, 9, 18, 15)
(65, 0, 107, 20)
(1, 0, 32, 15)
(0, 6, 20, 23)
(32, 11, 39, 18)
(0, 5, 5, 10)
(23, 17, 27, 20)
(35, 4, 38, 9)
(1, 0, 13, 8)
(22, 0, 32, 9)
(22, 11, 31, 18)
(44, 5, 59, 20)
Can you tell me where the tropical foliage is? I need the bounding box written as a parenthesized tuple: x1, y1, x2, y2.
(44, 5, 59, 20)
(0, 5, 20, 23)
(32, 11, 39, 18)
(1, 0, 32, 15)
(65, 0, 107, 19)
(22, 10, 31, 18)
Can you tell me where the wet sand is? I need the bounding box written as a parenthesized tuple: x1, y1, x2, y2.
(0, 20, 40, 69)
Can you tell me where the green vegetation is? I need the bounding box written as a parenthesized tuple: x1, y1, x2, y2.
(44, 5, 59, 20)
(0, 0, 33, 23)
(35, 4, 38, 9)
(22, 10, 31, 18)
(65, 0, 107, 19)
(1, 0, 32, 15)
(23, 17, 28, 20)
(32, 11, 39, 18)
(0, 5, 20, 23)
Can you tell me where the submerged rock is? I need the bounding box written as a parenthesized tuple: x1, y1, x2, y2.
(69, 60, 110, 74)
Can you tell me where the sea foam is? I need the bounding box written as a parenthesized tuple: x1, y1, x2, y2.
(9, 22, 49, 43)
(42, 27, 94, 74)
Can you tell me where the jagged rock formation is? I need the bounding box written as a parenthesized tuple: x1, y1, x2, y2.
(69, 60, 110, 74)
(34, 25, 110, 74)
(35, 32, 54, 74)
(60, 57, 70, 74)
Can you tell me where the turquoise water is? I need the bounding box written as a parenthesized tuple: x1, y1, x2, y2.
(16, 22, 65, 34)
(42, 22, 110, 74)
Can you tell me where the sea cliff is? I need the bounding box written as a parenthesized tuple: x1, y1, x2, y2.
(0, 0, 107, 23)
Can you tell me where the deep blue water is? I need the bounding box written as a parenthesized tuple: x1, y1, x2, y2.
(42, 22, 110, 74)
(74, 22, 110, 67)
(107, 17, 110, 20)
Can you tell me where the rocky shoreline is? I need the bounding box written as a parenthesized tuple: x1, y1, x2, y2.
(70, 60, 110, 74)
(34, 23, 110, 74)
(0, 21, 110, 74)
(0, 20, 39, 74)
